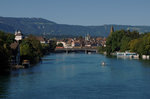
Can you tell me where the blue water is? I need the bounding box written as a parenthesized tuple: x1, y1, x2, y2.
(1, 53, 150, 99)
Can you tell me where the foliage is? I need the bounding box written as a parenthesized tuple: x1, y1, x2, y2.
(0, 31, 14, 73)
(129, 33, 150, 55)
(41, 43, 51, 54)
(105, 29, 150, 56)
(0, 30, 56, 73)
(0, 46, 10, 72)
(57, 43, 63, 47)
(97, 46, 106, 54)
(20, 35, 42, 63)
(49, 40, 56, 51)
(20, 35, 56, 63)
(106, 30, 139, 54)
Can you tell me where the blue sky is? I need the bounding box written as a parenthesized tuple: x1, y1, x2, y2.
(0, 0, 150, 26)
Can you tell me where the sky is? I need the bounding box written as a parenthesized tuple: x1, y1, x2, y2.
(0, 0, 150, 26)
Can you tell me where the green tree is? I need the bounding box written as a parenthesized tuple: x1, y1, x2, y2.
(0, 31, 14, 73)
(106, 30, 139, 54)
(20, 35, 42, 63)
(0, 46, 10, 73)
(57, 43, 63, 47)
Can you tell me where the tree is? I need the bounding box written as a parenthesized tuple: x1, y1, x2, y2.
(57, 43, 63, 47)
(129, 33, 150, 55)
(20, 35, 42, 63)
(20, 35, 56, 63)
(0, 46, 10, 73)
(0, 31, 14, 73)
(106, 30, 139, 54)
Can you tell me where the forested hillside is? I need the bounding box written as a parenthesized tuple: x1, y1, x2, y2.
(0, 16, 150, 37)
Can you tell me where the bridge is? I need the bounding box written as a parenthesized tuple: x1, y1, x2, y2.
(55, 47, 98, 53)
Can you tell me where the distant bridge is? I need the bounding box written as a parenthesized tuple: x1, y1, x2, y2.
(55, 48, 98, 53)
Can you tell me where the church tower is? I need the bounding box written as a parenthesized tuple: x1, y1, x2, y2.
(109, 26, 114, 36)
(15, 30, 23, 41)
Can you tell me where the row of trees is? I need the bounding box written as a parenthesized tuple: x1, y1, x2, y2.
(0, 31, 56, 74)
(0, 31, 15, 73)
(99, 29, 150, 56)
(20, 35, 43, 63)
(20, 35, 56, 63)
(105, 30, 140, 54)
(129, 33, 150, 55)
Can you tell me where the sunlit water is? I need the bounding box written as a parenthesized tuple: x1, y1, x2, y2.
(1, 53, 150, 99)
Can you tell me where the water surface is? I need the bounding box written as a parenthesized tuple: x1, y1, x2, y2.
(1, 53, 150, 99)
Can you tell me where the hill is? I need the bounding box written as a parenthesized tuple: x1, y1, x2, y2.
(0, 16, 150, 37)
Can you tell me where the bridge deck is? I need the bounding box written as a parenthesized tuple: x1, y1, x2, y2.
(55, 48, 98, 53)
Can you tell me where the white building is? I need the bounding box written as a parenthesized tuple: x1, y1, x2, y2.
(15, 30, 23, 41)
(85, 34, 90, 41)
(57, 41, 66, 47)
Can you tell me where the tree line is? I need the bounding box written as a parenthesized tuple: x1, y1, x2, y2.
(20, 35, 56, 63)
(0, 31, 14, 73)
(99, 29, 150, 57)
(0, 31, 56, 74)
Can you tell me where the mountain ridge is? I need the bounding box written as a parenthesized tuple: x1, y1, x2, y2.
(0, 16, 150, 37)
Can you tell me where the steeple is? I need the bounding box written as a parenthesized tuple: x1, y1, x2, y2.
(110, 26, 114, 33)
(109, 26, 114, 36)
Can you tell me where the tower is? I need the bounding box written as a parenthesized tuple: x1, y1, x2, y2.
(15, 30, 23, 41)
(85, 34, 90, 41)
(109, 26, 114, 36)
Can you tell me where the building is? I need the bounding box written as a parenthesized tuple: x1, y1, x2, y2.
(85, 34, 91, 41)
(71, 40, 82, 48)
(10, 30, 24, 65)
(57, 41, 66, 48)
(10, 42, 20, 65)
(109, 26, 114, 36)
(36, 36, 47, 44)
(15, 30, 23, 41)
(85, 41, 91, 47)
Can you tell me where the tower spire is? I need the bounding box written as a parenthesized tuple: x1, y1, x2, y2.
(110, 26, 114, 33)
(109, 26, 114, 36)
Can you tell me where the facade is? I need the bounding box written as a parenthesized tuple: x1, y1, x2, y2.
(56, 36, 106, 49)
(57, 41, 66, 48)
(10, 42, 20, 65)
(71, 40, 82, 47)
(36, 36, 47, 44)
(15, 30, 23, 41)
(85, 34, 91, 41)
(10, 30, 23, 65)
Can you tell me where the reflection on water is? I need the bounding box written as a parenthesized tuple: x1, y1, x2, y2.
(1, 53, 150, 99)
(140, 60, 150, 67)
(0, 76, 10, 98)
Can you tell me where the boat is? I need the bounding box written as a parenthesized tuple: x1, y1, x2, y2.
(116, 51, 136, 56)
(116, 51, 139, 59)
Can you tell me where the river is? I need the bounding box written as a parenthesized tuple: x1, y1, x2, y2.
(1, 53, 150, 99)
